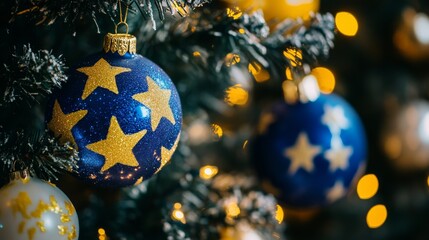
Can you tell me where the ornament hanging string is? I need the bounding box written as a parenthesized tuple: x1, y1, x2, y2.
(116, 0, 129, 34)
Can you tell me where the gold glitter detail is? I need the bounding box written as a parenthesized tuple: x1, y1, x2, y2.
(132, 76, 176, 131)
(77, 58, 131, 100)
(11, 191, 32, 219)
(103, 33, 137, 56)
(48, 100, 88, 146)
(31, 200, 50, 218)
(156, 134, 180, 173)
(28, 227, 36, 240)
(37, 221, 46, 232)
(47, 181, 57, 187)
(58, 225, 68, 235)
(49, 195, 62, 213)
(18, 221, 26, 233)
(65, 201, 76, 215)
(68, 225, 77, 240)
(61, 213, 71, 223)
(86, 116, 147, 172)
(134, 177, 144, 185)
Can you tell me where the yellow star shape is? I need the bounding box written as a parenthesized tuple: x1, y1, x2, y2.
(155, 134, 180, 173)
(132, 76, 176, 131)
(86, 116, 147, 172)
(48, 100, 88, 146)
(77, 58, 131, 100)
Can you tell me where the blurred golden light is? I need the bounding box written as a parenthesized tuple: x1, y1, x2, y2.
(335, 12, 359, 37)
(239, 28, 245, 34)
(173, 202, 182, 209)
(242, 140, 248, 149)
(225, 53, 241, 67)
(311, 67, 336, 94)
(283, 48, 303, 67)
(212, 124, 224, 138)
(427, 176, 429, 187)
(285, 67, 293, 80)
(172, 209, 186, 224)
(282, 80, 298, 104)
(200, 165, 219, 180)
(193, 51, 201, 57)
(98, 228, 106, 240)
(384, 134, 402, 160)
(248, 62, 270, 82)
(98, 228, 105, 235)
(357, 174, 379, 200)
(225, 84, 249, 106)
(366, 204, 387, 229)
(227, 7, 243, 20)
(275, 205, 284, 224)
(225, 202, 241, 218)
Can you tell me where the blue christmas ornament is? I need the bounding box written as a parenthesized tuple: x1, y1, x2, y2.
(251, 94, 366, 208)
(46, 33, 182, 187)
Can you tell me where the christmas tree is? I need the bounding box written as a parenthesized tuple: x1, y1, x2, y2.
(1, 0, 429, 239)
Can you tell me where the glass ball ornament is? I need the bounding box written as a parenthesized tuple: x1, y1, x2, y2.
(0, 170, 79, 240)
(251, 93, 367, 208)
(382, 101, 429, 170)
(46, 33, 182, 187)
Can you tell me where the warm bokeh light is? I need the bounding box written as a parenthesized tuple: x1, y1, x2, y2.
(225, 53, 241, 67)
(285, 67, 293, 80)
(225, 202, 241, 218)
(335, 12, 359, 36)
(174, 202, 182, 209)
(311, 67, 336, 94)
(248, 62, 270, 82)
(366, 204, 387, 229)
(242, 140, 248, 149)
(275, 205, 284, 224)
(357, 174, 379, 199)
(193, 51, 201, 57)
(172, 209, 186, 224)
(282, 80, 298, 104)
(224, 84, 249, 106)
(384, 134, 402, 160)
(211, 124, 223, 138)
(226, 7, 243, 20)
(427, 176, 429, 187)
(298, 75, 320, 102)
(199, 165, 219, 180)
(98, 228, 106, 240)
(283, 48, 303, 67)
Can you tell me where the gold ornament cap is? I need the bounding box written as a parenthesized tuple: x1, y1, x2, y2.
(103, 32, 137, 56)
(10, 169, 30, 181)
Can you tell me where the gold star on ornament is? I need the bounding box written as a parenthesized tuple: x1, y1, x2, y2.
(86, 116, 147, 172)
(284, 132, 322, 174)
(156, 134, 180, 173)
(324, 143, 353, 172)
(48, 100, 88, 146)
(132, 76, 176, 131)
(326, 181, 347, 202)
(77, 58, 131, 100)
(321, 105, 349, 134)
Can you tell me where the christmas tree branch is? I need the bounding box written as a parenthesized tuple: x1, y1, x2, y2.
(11, 0, 211, 31)
(0, 129, 78, 182)
(0, 44, 67, 106)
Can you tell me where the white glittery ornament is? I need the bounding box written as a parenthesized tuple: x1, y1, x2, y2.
(0, 170, 79, 240)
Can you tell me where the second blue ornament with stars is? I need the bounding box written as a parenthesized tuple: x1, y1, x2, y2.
(46, 33, 182, 187)
(251, 94, 367, 208)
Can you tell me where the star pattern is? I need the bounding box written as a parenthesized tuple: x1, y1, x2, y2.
(77, 58, 131, 100)
(324, 144, 353, 172)
(132, 76, 176, 131)
(48, 100, 88, 146)
(321, 105, 349, 134)
(326, 181, 347, 202)
(156, 134, 181, 174)
(86, 116, 147, 172)
(284, 132, 322, 174)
